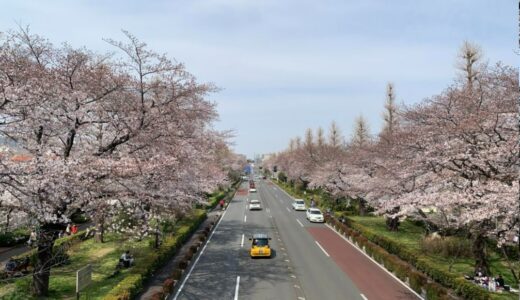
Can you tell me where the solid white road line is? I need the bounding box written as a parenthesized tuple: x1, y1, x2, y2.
(296, 219, 304, 227)
(234, 276, 240, 300)
(286, 207, 290, 212)
(325, 223, 424, 300)
(315, 241, 330, 257)
(244, 215, 247, 223)
(173, 209, 228, 300)
(241, 234, 244, 248)
(361, 294, 368, 300)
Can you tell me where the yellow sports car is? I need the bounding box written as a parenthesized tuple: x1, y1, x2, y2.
(249, 233, 272, 258)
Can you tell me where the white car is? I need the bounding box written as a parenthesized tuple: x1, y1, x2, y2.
(249, 199, 262, 210)
(306, 208, 324, 223)
(249, 188, 257, 193)
(292, 199, 306, 211)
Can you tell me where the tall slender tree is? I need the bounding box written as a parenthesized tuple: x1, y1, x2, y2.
(328, 121, 342, 148)
(351, 115, 370, 148)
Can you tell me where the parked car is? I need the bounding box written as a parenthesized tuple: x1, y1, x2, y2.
(249, 199, 262, 210)
(306, 208, 324, 223)
(292, 199, 306, 211)
(249, 233, 272, 258)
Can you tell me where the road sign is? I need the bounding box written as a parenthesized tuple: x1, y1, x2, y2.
(76, 264, 92, 293)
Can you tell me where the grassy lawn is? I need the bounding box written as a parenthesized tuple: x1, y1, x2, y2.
(0, 234, 141, 299)
(0, 210, 204, 299)
(350, 216, 519, 300)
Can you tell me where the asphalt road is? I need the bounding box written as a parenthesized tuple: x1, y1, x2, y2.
(172, 178, 420, 300)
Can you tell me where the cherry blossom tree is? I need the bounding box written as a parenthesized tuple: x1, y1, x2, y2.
(0, 28, 233, 296)
(267, 42, 518, 273)
(379, 61, 519, 272)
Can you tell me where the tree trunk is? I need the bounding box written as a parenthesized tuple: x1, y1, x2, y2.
(358, 198, 367, 216)
(31, 225, 58, 296)
(4, 208, 12, 233)
(472, 233, 490, 275)
(386, 216, 400, 231)
(154, 229, 160, 249)
(95, 221, 105, 243)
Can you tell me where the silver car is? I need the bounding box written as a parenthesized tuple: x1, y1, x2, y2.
(249, 199, 262, 210)
(292, 199, 306, 211)
(306, 208, 324, 222)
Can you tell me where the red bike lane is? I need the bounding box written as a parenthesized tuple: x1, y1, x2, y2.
(308, 227, 421, 300)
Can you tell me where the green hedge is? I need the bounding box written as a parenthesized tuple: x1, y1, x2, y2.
(13, 229, 88, 262)
(0, 228, 30, 247)
(0, 230, 92, 281)
(103, 210, 207, 300)
(204, 181, 240, 210)
(327, 217, 491, 300)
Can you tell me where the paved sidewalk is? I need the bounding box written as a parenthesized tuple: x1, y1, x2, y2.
(138, 209, 223, 299)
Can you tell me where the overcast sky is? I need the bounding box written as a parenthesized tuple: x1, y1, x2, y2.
(1, 1, 517, 158)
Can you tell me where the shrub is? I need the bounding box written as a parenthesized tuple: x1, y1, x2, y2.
(408, 270, 427, 294)
(184, 251, 193, 261)
(150, 291, 164, 300)
(171, 269, 182, 280)
(278, 172, 287, 182)
(420, 236, 472, 258)
(103, 274, 143, 300)
(178, 260, 188, 270)
(453, 278, 489, 300)
(425, 281, 450, 300)
(0, 228, 30, 247)
(162, 278, 175, 294)
(189, 245, 198, 254)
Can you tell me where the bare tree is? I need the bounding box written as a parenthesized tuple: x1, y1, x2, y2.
(328, 121, 342, 148)
(381, 82, 399, 142)
(351, 115, 370, 148)
(316, 127, 325, 148)
(456, 41, 482, 87)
